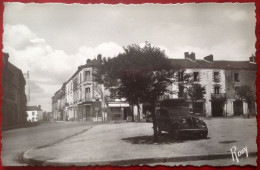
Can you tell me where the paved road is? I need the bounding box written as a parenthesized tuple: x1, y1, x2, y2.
(1, 121, 101, 166)
(24, 117, 257, 166)
(148, 156, 257, 166)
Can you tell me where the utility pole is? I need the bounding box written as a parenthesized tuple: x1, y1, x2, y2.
(23, 71, 30, 105)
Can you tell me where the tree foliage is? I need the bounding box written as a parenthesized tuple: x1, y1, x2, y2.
(236, 85, 254, 102)
(187, 84, 206, 102)
(95, 42, 175, 142)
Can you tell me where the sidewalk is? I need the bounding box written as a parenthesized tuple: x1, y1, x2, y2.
(23, 118, 257, 166)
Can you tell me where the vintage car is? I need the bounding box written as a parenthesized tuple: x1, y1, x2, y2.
(156, 106, 208, 140)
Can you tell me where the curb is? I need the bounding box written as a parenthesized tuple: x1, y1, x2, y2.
(23, 148, 57, 166)
(23, 150, 257, 166)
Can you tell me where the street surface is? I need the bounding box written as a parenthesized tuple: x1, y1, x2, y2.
(148, 156, 257, 166)
(1, 121, 102, 166)
(23, 117, 257, 166)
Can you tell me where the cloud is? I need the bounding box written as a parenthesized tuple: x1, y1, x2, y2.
(3, 24, 37, 50)
(3, 24, 125, 111)
(77, 41, 124, 59)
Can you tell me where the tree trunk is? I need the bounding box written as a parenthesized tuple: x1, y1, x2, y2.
(247, 101, 250, 119)
(131, 105, 135, 122)
(137, 104, 141, 122)
(151, 103, 158, 142)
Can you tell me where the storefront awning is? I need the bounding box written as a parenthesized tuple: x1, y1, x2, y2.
(108, 103, 130, 107)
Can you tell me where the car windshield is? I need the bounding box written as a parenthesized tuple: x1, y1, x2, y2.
(167, 108, 190, 117)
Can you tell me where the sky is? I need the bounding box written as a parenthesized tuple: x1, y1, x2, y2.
(3, 3, 256, 111)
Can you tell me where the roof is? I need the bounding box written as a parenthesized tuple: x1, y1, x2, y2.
(66, 59, 101, 83)
(7, 62, 26, 85)
(170, 59, 257, 70)
(27, 106, 39, 111)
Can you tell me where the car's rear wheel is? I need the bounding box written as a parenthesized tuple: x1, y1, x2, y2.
(200, 130, 208, 139)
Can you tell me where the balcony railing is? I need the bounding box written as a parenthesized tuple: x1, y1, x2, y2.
(211, 93, 226, 100)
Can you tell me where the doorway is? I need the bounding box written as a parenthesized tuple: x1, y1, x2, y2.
(233, 100, 243, 116)
(211, 101, 224, 117)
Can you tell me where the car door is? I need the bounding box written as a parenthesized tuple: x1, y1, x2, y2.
(160, 109, 169, 131)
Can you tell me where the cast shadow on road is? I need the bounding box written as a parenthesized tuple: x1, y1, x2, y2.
(122, 133, 210, 145)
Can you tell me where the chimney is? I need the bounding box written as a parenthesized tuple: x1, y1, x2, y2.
(204, 54, 214, 63)
(184, 52, 196, 61)
(190, 52, 196, 61)
(97, 54, 102, 60)
(3, 52, 9, 64)
(249, 54, 256, 63)
(86, 59, 91, 64)
(38, 105, 41, 111)
(184, 52, 189, 59)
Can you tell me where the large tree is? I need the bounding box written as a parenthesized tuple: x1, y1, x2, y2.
(236, 85, 255, 118)
(95, 42, 175, 142)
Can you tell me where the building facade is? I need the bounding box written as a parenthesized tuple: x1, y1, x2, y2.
(2, 53, 27, 130)
(52, 53, 256, 120)
(26, 105, 42, 122)
(168, 52, 257, 117)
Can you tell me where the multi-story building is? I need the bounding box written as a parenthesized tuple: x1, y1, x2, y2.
(52, 52, 256, 120)
(2, 53, 27, 130)
(64, 55, 104, 121)
(53, 54, 133, 122)
(223, 54, 257, 116)
(167, 52, 256, 117)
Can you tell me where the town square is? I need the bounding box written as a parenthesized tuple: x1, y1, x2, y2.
(1, 2, 257, 166)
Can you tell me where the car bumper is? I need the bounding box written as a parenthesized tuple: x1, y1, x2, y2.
(179, 128, 208, 134)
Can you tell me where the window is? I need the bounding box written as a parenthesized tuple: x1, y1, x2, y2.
(235, 86, 239, 95)
(85, 88, 90, 94)
(73, 77, 78, 91)
(213, 72, 220, 82)
(234, 73, 239, 82)
(85, 87, 91, 101)
(193, 72, 199, 82)
(178, 85, 184, 98)
(85, 71, 91, 81)
(32, 112, 34, 116)
(214, 86, 220, 94)
(178, 71, 184, 81)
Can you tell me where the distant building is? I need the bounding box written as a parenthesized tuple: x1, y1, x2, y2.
(26, 106, 42, 122)
(42, 111, 53, 121)
(2, 53, 27, 130)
